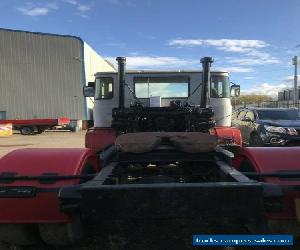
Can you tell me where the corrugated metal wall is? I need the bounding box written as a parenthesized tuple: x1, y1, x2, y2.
(0, 29, 86, 120)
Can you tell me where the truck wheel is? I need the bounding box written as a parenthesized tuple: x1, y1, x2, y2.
(36, 127, 44, 134)
(0, 224, 40, 246)
(38, 216, 83, 246)
(250, 133, 263, 146)
(38, 163, 95, 246)
(20, 126, 34, 135)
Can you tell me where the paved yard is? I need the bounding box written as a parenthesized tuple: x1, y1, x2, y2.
(0, 131, 85, 158)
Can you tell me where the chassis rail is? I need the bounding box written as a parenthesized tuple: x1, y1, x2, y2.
(59, 148, 282, 233)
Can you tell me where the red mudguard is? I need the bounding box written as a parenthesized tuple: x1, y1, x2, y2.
(233, 147, 300, 220)
(0, 148, 99, 223)
(85, 127, 116, 152)
(209, 126, 242, 146)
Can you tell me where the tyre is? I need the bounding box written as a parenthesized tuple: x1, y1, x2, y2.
(249, 133, 264, 146)
(36, 126, 45, 134)
(20, 126, 34, 135)
(38, 163, 96, 246)
(38, 216, 83, 246)
(0, 224, 40, 246)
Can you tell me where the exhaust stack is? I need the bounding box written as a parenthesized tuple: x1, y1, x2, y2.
(200, 57, 214, 108)
(116, 57, 126, 109)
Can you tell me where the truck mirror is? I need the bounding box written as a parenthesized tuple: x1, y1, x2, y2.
(83, 83, 95, 97)
(230, 84, 240, 97)
(87, 82, 95, 87)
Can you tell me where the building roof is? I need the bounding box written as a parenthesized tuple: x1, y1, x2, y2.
(0, 27, 83, 42)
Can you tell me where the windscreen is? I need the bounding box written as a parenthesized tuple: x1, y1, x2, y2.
(210, 75, 230, 98)
(257, 110, 299, 120)
(134, 76, 189, 98)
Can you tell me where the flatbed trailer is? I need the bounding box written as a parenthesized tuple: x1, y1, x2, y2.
(0, 117, 70, 135)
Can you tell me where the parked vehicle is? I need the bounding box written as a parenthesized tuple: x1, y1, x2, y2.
(0, 117, 71, 135)
(232, 107, 300, 146)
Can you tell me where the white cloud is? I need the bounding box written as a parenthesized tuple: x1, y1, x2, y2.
(64, 0, 91, 17)
(103, 0, 136, 6)
(106, 56, 255, 72)
(76, 12, 89, 18)
(168, 38, 280, 66)
(242, 74, 300, 96)
(244, 76, 255, 80)
(245, 75, 300, 97)
(17, 7, 49, 16)
(64, 0, 77, 5)
(17, 2, 60, 16)
(169, 39, 203, 47)
(106, 56, 197, 69)
(77, 4, 90, 11)
(285, 76, 294, 81)
(106, 0, 121, 4)
(229, 57, 280, 65)
(283, 75, 300, 85)
(242, 83, 288, 96)
(47, 2, 59, 10)
(216, 66, 254, 73)
(128, 51, 140, 56)
(168, 39, 268, 52)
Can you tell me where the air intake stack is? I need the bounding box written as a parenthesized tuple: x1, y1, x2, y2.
(116, 57, 126, 109)
(200, 57, 214, 108)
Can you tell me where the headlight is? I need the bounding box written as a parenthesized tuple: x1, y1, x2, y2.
(264, 125, 298, 135)
(286, 128, 298, 135)
(264, 125, 286, 133)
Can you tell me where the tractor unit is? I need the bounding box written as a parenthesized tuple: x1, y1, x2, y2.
(0, 57, 300, 249)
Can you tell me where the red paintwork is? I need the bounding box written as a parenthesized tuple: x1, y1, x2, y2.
(233, 147, 300, 184)
(209, 126, 242, 146)
(0, 148, 99, 223)
(57, 117, 71, 126)
(233, 147, 300, 220)
(85, 127, 116, 152)
(0, 118, 70, 126)
(86, 126, 240, 151)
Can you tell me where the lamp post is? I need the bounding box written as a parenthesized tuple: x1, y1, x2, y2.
(293, 56, 298, 107)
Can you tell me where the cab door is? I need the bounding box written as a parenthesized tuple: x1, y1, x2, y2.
(93, 74, 118, 127)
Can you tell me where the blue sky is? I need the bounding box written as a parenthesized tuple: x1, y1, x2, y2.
(0, 0, 299, 96)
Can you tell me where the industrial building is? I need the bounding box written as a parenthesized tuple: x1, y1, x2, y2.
(0, 28, 115, 126)
(278, 87, 300, 102)
(272, 87, 300, 108)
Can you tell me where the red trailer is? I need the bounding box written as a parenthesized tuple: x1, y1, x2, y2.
(0, 117, 70, 135)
